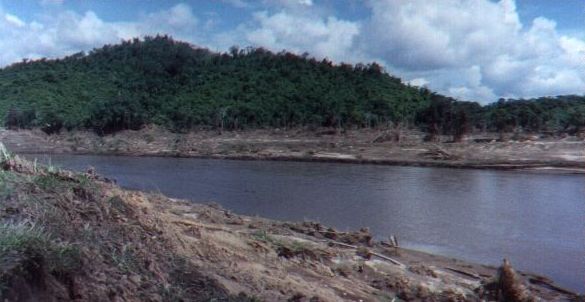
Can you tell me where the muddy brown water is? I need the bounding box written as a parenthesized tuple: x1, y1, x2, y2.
(26, 154, 584, 293)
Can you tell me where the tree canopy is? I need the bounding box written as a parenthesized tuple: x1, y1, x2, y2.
(0, 35, 583, 137)
(0, 35, 430, 134)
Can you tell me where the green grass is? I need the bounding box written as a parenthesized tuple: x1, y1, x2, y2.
(33, 174, 62, 191)
(0, 171, 16, 200)
(0, 222, 81, 275)
(31, 171, 98, 200)
(251, 230, 276, 244)
(107, 196, 130, 214)
(0, 222, 80, 298)
(287, 240, 311, 253)
(0, 222, 48, 256)
(109, 244, 139, 273)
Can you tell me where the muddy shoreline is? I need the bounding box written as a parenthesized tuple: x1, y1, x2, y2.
(1, 127, 584, 173)
(21, 150, 585, 175)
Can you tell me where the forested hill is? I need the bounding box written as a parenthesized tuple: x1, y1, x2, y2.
(0, 35, 583, 136)
(0, 35, 431, 134)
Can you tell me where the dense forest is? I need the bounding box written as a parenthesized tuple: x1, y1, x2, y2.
(0, 35, 583, 138)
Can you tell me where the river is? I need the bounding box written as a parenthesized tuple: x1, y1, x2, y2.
(26, 154, 584, 292)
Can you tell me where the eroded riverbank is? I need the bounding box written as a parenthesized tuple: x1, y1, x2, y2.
(1, 127, 584, 173)
(0, 151, 581, 301)
(21, 153, 585, 294)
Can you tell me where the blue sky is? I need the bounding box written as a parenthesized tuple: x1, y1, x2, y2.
(516, 0, 583, 33)
(0, 0, 583, 103)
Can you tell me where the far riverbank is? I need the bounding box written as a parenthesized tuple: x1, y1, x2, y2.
(1, 127, 583, 173)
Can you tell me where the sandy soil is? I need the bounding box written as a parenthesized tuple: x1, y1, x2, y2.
(1, 127, 584, 173)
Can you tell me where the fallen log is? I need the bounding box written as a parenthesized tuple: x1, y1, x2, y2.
(444, 267, 481, 280)
(419, 146, 459, 160)
(326, 240, 405, 267)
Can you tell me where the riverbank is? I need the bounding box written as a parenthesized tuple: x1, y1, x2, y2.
(0, 147, 580, 301)
(1, 127, 584, 173)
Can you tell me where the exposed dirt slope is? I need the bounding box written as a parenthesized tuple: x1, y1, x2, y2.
(0, 146, 581, 301)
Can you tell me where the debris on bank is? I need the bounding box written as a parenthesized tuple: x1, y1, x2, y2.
(1, 127, 584, 173)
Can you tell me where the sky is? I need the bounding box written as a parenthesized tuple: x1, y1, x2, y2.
(0, 0, 583, 104)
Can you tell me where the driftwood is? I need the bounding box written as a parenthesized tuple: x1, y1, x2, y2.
(326, 240, 405, 267)
(528, 277, 576, 295)
(372, 131, 401, 143)
(318, 230, 349, 235)
(444, 267, 480, 280)
(172, 219, 234, 233)
(419, 146, 459, 160)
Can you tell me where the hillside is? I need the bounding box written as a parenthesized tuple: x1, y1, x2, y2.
(0, 36, 430, 134)
(0, 145, 580, 301)
(0, 35, 583, 139)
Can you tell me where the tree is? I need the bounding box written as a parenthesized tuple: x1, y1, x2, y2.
(5, 107, 36, 129)
(451, 108, 470, 142)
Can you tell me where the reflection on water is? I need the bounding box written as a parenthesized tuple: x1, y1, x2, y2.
(25, 154, 585, 292)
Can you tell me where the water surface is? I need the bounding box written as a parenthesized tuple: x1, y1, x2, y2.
(27, 154, 584, 292)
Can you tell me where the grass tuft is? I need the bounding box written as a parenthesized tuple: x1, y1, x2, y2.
(109, 244, 139, 273)
(0, 222, 81, 283)
(251, 229, 275, 244)
(0, 171, 16, 200)
(0, 222, 47, 257)
(33, 174, 62, 191)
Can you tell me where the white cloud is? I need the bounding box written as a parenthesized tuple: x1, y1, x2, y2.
(143, 3, 197, 31)
(4, 13, 25, 27)
(55, 11, 121, 48)
(559, 36, 585, 66)
(360, 0, 584, 103)
(244, 11, 361, 62)
(266, 0, 314, 8)
(363, 0, 524, 71)
(0, 9, 135, 65)
(0, 4, 199, 66)
(407, 78, 429, 88)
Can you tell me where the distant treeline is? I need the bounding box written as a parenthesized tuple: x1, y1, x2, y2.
(0, 35, 583, 138)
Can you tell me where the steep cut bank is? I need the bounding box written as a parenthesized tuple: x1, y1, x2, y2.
(0, 144, 581, 301)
